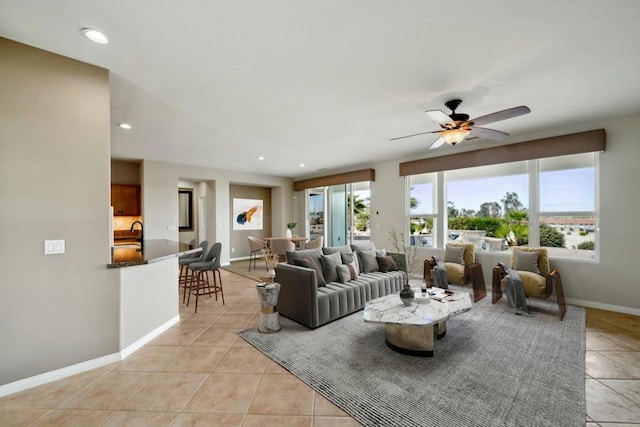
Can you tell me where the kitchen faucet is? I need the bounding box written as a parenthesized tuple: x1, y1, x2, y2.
(130, 221, 144, 247)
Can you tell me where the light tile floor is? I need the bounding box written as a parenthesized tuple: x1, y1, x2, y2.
(0, 270, 638, 426)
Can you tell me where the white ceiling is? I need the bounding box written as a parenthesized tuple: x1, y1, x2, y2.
(2, 0, 640, 179)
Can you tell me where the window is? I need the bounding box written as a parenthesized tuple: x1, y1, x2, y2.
(406, 153, 599, 260)
(306, 181, 371, 246)
(408, 173, 437, 248)
(538, 153, 597, 259)
(446, 162, 528, 251)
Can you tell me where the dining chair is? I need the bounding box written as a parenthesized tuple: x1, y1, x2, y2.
(270, 238, 296, 262)
(247, 236, 266, 271)
(304, 236, 323, 250)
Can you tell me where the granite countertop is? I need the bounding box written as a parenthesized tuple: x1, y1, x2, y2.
(108, 239, 200, 269)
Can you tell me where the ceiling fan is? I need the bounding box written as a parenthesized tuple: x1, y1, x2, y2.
(391, 99, 531, 150)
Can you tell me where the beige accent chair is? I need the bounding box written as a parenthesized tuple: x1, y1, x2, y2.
(423, 243, 486, 302)
(247, 236, 266, 271)
(492, 247, 566, 320)
(270, 238, 296, 262)
(304, 236, 323, 250)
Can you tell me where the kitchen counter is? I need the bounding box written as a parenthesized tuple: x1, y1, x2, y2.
(108, 239, 199, 268)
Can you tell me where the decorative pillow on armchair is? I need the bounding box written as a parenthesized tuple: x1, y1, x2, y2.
(444, 244, 466, 265)
(513, 249, 540, 275)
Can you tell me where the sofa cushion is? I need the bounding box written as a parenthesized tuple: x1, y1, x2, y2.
(501, 271, 547, 299)
(320, 252, 342, 283)
(294, 257, 326, 287)
(513, 249, 540, 274)
(444, 244, 466, 265)
(287, 247, 323, 265)
(357, 249, 379, 273)
(445, 262, 465, 285)
(376, 256, 398, 273)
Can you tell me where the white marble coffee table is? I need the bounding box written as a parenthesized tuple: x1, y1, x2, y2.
(363, 288, 472, 357)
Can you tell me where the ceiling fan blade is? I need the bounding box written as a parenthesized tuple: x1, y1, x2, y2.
(390, 130, 439, 141)
(426, 110, 454, 126)
(470, 106, 531, 127)
(428, 136, 446, 150)
(468, 127, 510, 141)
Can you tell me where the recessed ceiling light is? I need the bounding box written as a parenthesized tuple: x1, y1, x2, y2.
(257, 156, 265, 160)
(117, 123, 132, 129)
(299, 163, 305, 168)
(81, 28, 109, 44)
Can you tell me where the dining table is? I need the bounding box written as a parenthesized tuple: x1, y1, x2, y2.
(263, 236, 308, 249)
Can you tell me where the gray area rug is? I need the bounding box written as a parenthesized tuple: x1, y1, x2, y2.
(239, 291, 586, 427)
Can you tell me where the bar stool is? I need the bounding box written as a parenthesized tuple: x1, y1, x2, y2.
(179, 240, 208, 303)
(188, 242, 224, 313)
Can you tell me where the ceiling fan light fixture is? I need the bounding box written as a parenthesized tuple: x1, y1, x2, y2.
(441, 128, 470, 145)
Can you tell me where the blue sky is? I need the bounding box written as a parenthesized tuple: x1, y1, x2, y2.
(411, 167, 595, 214)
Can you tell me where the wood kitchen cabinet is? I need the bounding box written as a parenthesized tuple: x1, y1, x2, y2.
(111, 184, 141, 216)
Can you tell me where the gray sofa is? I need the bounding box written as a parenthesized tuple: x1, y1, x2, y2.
(275, 243, 407, 328)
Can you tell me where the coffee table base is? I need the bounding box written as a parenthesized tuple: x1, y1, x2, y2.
(384, 321, 447, 357)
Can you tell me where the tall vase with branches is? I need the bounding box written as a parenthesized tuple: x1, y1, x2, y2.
(389, 226, 421, 284)
(262, 245, 279, 283)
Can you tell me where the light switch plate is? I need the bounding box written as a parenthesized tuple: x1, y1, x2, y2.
(44, 240, 65, 254)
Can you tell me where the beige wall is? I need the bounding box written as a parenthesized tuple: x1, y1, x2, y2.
(141, 160, 294, 266)
(229, 185, 272, 258)
(370, 113, 640, 314)
(0, 38, 118, 386)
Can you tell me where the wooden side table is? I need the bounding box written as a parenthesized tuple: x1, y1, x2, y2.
(256, 282, 281, 333)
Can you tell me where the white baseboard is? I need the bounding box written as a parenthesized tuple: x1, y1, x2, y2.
(120, 315, 180, 359)
(0, 315, 181, 398)
(565, 297, 640, 316)
(0, 352, 120, 398)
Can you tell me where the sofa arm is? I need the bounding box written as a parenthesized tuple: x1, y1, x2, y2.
(275, 263, 320, 328)
(387, 251, 408, 279)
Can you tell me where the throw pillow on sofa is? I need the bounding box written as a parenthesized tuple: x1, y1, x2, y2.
(341, 252, 359, 279)
(336, 264, 351, 283)
(320, 252, 342, 283)
(358, 249, 379, 273)
(286, 247, 323, 265)
(376, 255, 398, 273)
(294, 258, 326, 287)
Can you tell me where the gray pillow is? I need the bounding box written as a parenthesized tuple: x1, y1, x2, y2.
(320, 252, 342, 283)
(513, 250, 540, 274)
(444, 245, 466, 265)
(336, 264, 351, 283)
(341, 252, 360, 279)
(294, 257, 326, 286)
(286, 247, 322, 265)
(323, 245, 352, 256)
(358, 249, 379, 273)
